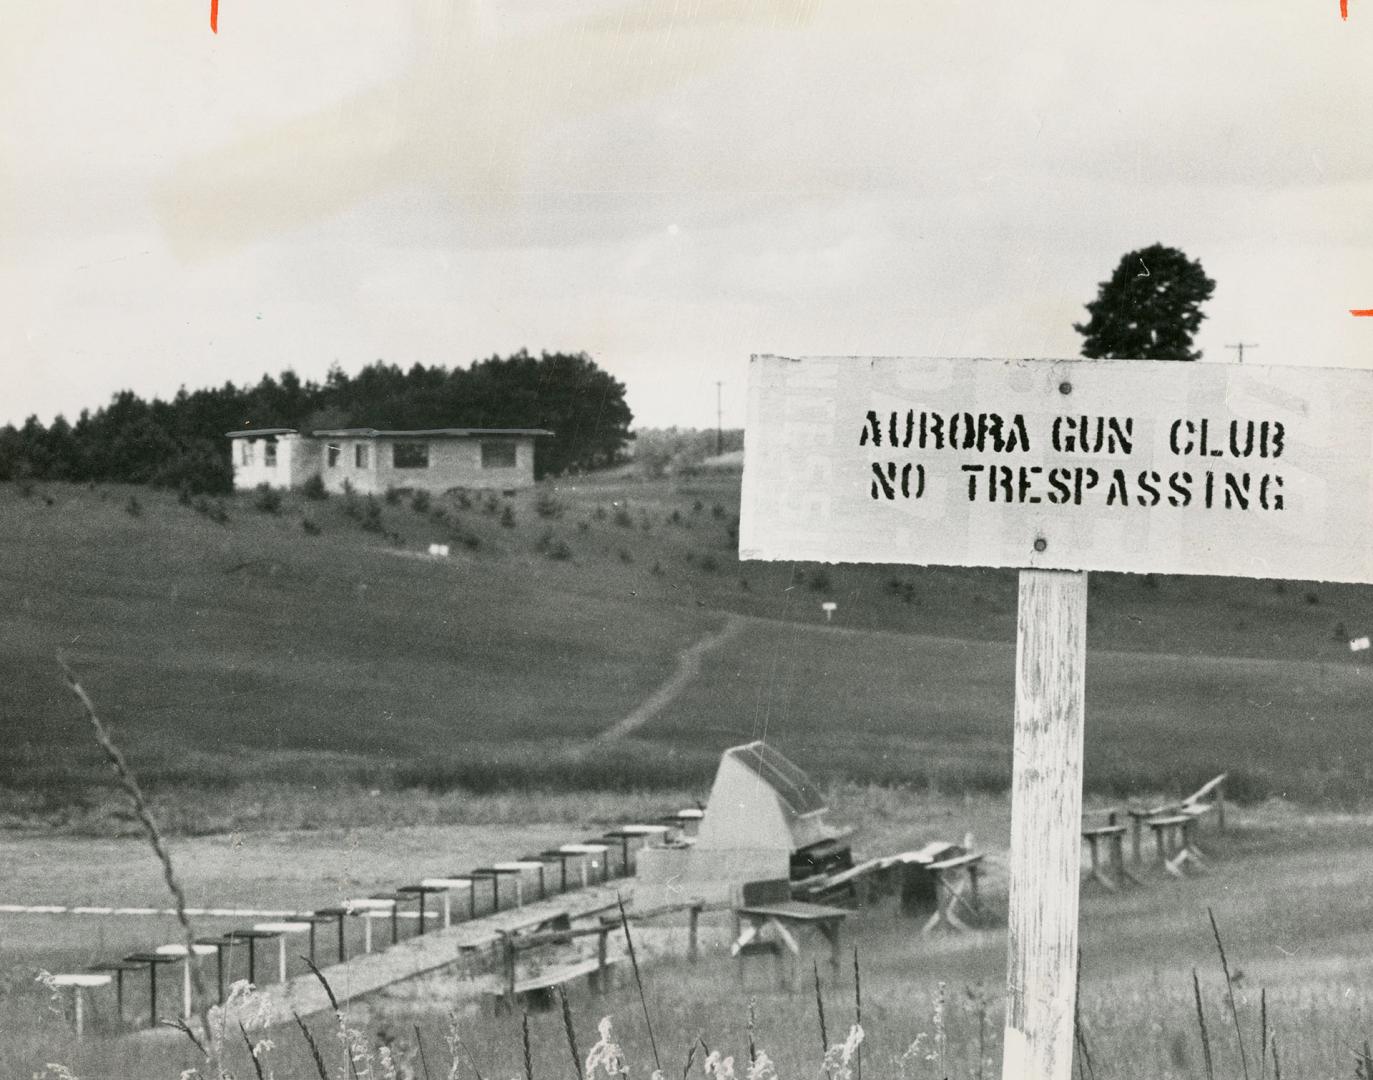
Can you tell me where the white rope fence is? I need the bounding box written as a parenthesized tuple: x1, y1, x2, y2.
(0, 903, 433, 918)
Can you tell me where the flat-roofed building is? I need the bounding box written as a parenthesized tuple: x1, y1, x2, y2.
(226, 427, 552, 494)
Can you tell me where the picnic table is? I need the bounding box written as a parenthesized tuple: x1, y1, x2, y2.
(1125, 773, 1228, 865)
(731, 880, 848, 985)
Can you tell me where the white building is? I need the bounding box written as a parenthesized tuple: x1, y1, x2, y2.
(227, 427, 552, 494)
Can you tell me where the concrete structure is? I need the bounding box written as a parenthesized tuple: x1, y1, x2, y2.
(227, 427, 552, 494)
(636, 741, 848, 909)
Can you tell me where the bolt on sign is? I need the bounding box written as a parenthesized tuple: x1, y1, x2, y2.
(739, 355, 1373, 1080)
(741, 355, 1373, 582)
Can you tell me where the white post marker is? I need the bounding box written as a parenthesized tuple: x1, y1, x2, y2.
(1351, 636, 1370, 652)
(821, 601, 837, 622)
(740, 355, 1373, 1080)
(155, 943, 217, 1020)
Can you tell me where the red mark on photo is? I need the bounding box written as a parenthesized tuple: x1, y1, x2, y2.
(1352, 309, 1373, 317)
(211, 0, 219, 33)
(1342, 0, 1349, 19)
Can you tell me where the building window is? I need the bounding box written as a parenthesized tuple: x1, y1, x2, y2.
(355, 443, 370, 469)
(239, 441, 254, 466)
(393, 442, 430, 469)
(264, 441, 277, 467)
(326, 444, 340, 468)
(481, 441, 517, 469)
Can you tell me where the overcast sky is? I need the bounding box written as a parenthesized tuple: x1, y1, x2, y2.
(3, 0, 1371, 431)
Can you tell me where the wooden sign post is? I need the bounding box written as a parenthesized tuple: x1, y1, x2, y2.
(740, 355, 1373, 1080)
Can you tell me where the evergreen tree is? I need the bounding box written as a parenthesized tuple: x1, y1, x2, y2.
(1, 351, 633, 487)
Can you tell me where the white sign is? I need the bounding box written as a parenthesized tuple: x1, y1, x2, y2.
(741, 355, 1373, 584)
(1351, 636, 1370, 652)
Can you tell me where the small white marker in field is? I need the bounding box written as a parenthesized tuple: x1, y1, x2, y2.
(821, 601, 837, 622)
(428, 543, 450, 557)
(1351, 636, 1370, 652)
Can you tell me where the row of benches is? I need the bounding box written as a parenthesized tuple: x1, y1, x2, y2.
(50, 809, 707, 1034)
(1080, 774, 1227, 890)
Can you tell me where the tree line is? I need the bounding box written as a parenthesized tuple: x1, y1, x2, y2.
(0, 351, 633, 493)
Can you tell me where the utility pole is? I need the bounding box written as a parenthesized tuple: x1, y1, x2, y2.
(715, 381, 724, 455)
(1225, 342, 1259, 364)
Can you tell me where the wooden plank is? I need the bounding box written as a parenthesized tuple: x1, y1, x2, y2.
(1185, 773, 1228, 803)
(740, 355, 1373, 584)
(500, 955, 621, 996)
(735, 901, 850, 921)
(1002, 569, 1087, 1080)
(926, 852, 984, 872)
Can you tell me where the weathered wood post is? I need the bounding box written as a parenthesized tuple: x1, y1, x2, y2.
(1002, 569, 1087, 1079)
(595, 924, 609, 991)
(503, 933, 516, 1000)
(742, 352, 1373, 1080)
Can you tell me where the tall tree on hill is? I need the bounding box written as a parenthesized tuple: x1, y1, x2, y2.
(462, 351, 634, 476)
(1074, 243, 1216, 361)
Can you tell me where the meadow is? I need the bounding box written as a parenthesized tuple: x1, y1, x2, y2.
(7, 796, 1373, 1079)
(1, 475, 1370, 831)
(4, 474, 1373, 1077)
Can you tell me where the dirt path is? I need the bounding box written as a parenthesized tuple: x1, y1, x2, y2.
(597, 613, 747, 740)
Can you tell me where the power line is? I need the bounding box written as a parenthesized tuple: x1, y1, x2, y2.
(1225, 342, 1259, 364)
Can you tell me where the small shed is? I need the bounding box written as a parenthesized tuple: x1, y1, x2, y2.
(636, 741, 848, 908)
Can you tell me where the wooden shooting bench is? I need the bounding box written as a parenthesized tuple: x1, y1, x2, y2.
(344, 898, 398, 953)
(603, 825, 671, 875)
(469, 866, 525, 912)
(920, 851, 985, 932)
(793, 854, 883, 906)
(120, 952, 179, 1028)
(558, 843, 611, 888)
(396, 883, 449, 933)
(1125, 773, 1228, 867)
(1147, 813, 1206, 877)
(50, 973, 111, 1037)
(1181, 773, 1228, 833)
(867, 841, 986, 931)
(87, 959, 144, 1027)
(1081, 813, 1139, 891)
(731, 879, 847, 986)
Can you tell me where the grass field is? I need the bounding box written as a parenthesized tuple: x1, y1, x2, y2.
(6, 796, 1373, 1079)
(4, 474, 1373, 1076)
(2, 476, 1371, 828)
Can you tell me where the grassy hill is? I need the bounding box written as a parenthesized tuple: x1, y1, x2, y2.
(3, 475, 1371, 829)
